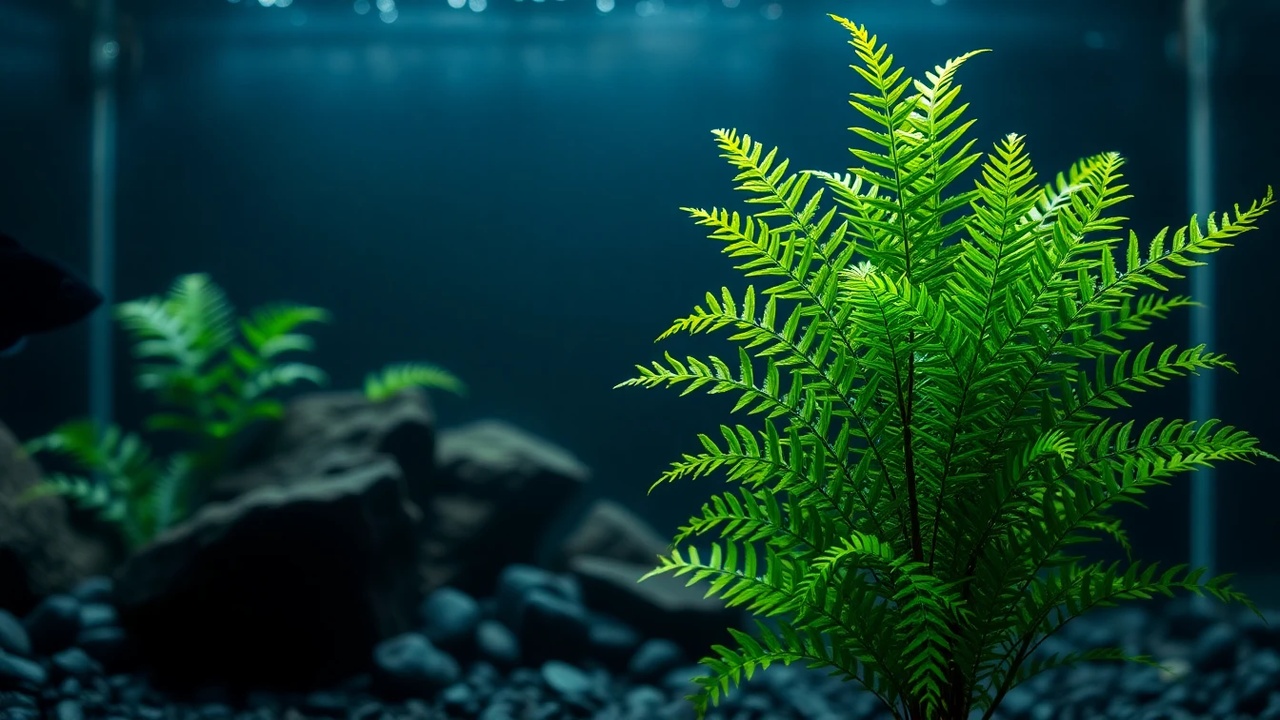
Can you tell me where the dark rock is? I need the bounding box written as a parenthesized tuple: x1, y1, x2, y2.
(420, 421, 589, 595)
(588, 615, 641, 671)
(440, 683, 479, 715)
(658, 699, 697, 720)
(1236, 650, 1280, 715)
(113, 452, 422, 690)
(1193, 623, 1239, 673)
(1209, 689, 1238, 717)
(52, 700, 82, 720)
(299, 690, 349, 716)
(1241, 610, 1280, 652)
(518, 588, 590, 663)
(0, 693, 36, 711)
(494, 565, 580, 631)
(22, 594, 80, 656)
(74, 626, 131, 671)
(197, 703, 232, 720)
(0, 652, 46, 689)
(622, 685, 664, 719)
(476, 620, 519, 667)
(49, 648, 101, 679)
(217, 389, 437, 511)
(541, 660, 592, 697)
(479, 705, 515, 720)
(0, 424, 115, 617)
(568, 556, 739, 659)
(1263, 693, 1280, 720)
(556, 500, 668, 570)
(350, 702, 383, 720)
(77, 604, 116, 630)
(466, 660, 499, 689)
(1120, 665, 1167, 702)
(1164, 598, 1221, 641)
(628, 639, 683, 681)
(372, 632, 460, 700)
(662, 666, 705, 696)
(69, 578, 113, 605)
(419, 587, 480, 651)
(0, 612, 30, 657)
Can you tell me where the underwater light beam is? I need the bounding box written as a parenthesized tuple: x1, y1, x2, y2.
(1183, 0, 1216, 597)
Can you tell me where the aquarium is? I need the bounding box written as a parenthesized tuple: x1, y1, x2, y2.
(0, 0, 1277, 718)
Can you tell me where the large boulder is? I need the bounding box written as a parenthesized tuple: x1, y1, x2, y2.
(113, 451, 422, 690)
(0, 422, 114, 615)
(555, 496, 740, 659)
(420, 420, 590, 596)
(555, 499, 668, 570)
(216, 389, 436, 509)
(567, 556, 741, 660)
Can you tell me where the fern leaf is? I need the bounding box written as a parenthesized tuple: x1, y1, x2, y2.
(364, 362, 466, 402)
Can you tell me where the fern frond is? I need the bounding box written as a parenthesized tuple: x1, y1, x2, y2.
(239, 303, 329, 360)
(619, 13, 1273, 720)
(364, 361, 466, 402)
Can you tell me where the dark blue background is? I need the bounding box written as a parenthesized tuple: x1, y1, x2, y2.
(1, 0, 1276, 589)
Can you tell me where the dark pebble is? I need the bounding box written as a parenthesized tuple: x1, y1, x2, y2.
(628, 639, 683, 681)
(50, 648, 102, 680)
(519, 589, 589, 663)
(1235, 650, 1280, 714)
(53, 700, 83, 720)
(494, 565, 579, 631)
(1120, 665, 1167, 702)
(662, 665, 705, 696)
(420, 587, 481, 651)
(0, 652, 45, 690)
(76, 604, 117, 631)
(541, 660, 592, 697)
(0, 614, 29, 659)
(476, 620, 520, 667)
(440, 682, 479, 715)
(371, 632, 460, 699)
(299, 690, 348, 717)
(75, 626, 130, 671)
(623, 685, 664, 717)
(21, 595, 80, 656)
(1242, 610, 1280, 652)
(69, 578, 113, 605)
(587, 616, 641, 671)
(1164, 598, 1219, 641)
(478, 704, 515, 720)
(1193, 623, 1240, 673)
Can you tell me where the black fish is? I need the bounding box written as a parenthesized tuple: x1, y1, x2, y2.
(0, 233, 104, 356)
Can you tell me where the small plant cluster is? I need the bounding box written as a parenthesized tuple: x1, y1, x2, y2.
(23, 273, 464, 550)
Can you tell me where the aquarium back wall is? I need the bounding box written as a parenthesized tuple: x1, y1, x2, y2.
(0, 0, 94, 444)
(5, 0, 1278, 580)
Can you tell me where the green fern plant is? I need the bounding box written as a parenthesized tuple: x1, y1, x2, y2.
(24, 274, 329, 548)
(365, 361, 467, 402)
(617, 14, 1275, 720)
(20, 421, 190, 550)
(117, 273, 330, 448)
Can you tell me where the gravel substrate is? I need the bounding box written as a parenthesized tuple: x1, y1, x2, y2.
(0, 566, 1278, 720)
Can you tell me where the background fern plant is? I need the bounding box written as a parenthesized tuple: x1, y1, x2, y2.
(23, 273, 329, 548)
(617, 14, 1275, 720)
(25, 273, 467, 551)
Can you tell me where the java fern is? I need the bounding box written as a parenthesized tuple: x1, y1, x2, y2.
(617, 14, 1275, 720)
